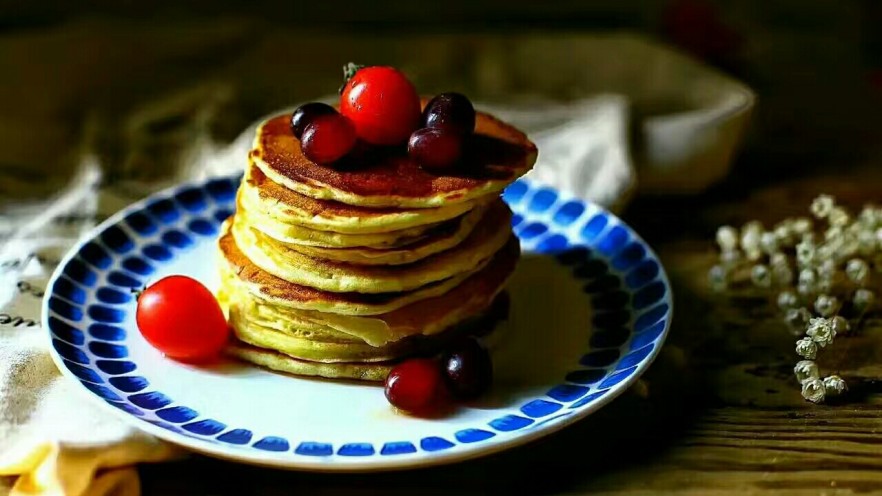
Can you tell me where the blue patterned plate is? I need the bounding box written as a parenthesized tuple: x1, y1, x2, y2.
(43, 174, 672, 471)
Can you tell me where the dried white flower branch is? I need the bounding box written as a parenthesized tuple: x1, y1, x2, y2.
(710, 195, 876, 403)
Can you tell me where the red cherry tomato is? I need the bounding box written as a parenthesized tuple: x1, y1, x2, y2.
(340, 66, 421, 146)
(136, 275, 229, 361)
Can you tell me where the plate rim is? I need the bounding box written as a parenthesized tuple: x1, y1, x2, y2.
(42, 173, 674, 471)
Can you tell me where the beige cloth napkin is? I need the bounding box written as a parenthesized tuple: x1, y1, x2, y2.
(0, 165, 181, 496)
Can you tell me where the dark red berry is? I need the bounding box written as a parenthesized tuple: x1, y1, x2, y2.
(441, 338, 492, 400)
(300, 114, 356, 165)
(385, 358, 442, 412)
(340, 66, 421, 146)
(422, 92, 476, 136)
(290, 102, 336, 139)
(407, 128, 463, 170)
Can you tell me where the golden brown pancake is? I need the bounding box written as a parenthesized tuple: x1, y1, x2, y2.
(229, 308, 406, 363)
(225, 236, 520, 347)
(241, 164, 479, 234)
(226, 343, 394, 382)
(231, 200, 513, 293)
(251, 107, 538, 208)
(278, 203, 488, 266)
(218, 219, 518, 315)
(225, 293, 511, 382)
(221, 98, 531, 382)
(236, 189, 445, 249)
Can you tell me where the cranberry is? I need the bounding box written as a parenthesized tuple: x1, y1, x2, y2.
(407, 128, 463, 170)
(441, 338, 493, 400)
(385, 358, 442, 412)
(422, 93, 476, 135)
(290, 102, 336, 139)
(300, 114, 356, 165)
(340, 66, 421, 146)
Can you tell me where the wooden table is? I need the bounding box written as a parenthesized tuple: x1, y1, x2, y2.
(139, 163, 882, 495)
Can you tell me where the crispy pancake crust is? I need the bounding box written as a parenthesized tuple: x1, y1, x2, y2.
(252, 107, 537, 208)
(218, 219, 519, 315)
(242, 164, 478, 233)
(225, 236, 519, 347)
(231, 200, 512, 293)
(226, 343, 394, 382)
(280, 203, 487, 266)
(225, 294, 511, 382)
(237, 190, 444, 249)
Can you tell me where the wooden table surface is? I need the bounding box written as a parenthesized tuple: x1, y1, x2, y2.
(138, 161, 882, 495)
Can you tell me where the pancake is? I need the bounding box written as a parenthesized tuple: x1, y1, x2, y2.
(225, 296, 510, 382)
(240, 164, 479, 234)
(251, 106, 538, 208)
(219, 220, 491, 315)
(226, 236, 519, 347)
(227, 343, 394, 382)
(231, 306, 506, 364)
(236, 191, 442, 249)
(230, 307, 404, 363)
(231, 200, 513, 293)
(273, 203, 486, 266)
(222, 98, 531, 382)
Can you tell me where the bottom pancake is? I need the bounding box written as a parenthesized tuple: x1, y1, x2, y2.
(229, 307, 404, 363)
(226, 343, 394, 382)
(279, 203, 487, 266)
(225, 294, 510, 382)
(228, 292, 511, 364)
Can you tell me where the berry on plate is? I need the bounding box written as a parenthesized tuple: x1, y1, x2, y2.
(135, 275, 229, 361)
(385, 358, 442, 412)
(441, 338, 493, 400)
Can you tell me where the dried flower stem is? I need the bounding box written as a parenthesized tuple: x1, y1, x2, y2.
(711, 195, 881, 403)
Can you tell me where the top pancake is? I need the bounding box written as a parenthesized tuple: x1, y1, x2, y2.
(251, 107, 537, 208)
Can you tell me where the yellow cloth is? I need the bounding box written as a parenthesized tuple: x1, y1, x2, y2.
(0, 441, 177, 496)
(0, 166, 182, 496)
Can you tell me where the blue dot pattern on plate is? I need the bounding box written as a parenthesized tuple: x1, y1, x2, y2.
(43, 175, 672, 463)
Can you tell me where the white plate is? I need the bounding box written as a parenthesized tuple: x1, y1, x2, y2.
(43, 174, 672, 471)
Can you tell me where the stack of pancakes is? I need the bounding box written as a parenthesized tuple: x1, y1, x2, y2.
(218, 109, 537, 381)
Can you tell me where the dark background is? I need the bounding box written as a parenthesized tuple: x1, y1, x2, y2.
(2, 0, 881, 194)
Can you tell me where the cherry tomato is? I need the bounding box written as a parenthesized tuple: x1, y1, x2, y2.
(340, 66, 421, 146)
(136, 275, 229, 361)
